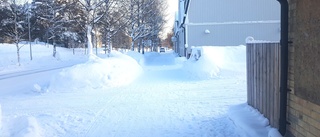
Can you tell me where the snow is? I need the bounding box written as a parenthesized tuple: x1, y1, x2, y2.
(0, 104, 2, 131)
(187, 20, 281, 26)
(0, 43, 281, 137)
(0, 42, 86, 75)
(228, 104, 282, 137)
(8, 116, 44, 137)
(48, 52, 143, 92)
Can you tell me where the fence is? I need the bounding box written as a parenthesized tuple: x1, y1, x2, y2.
(246, 42, 281, 128)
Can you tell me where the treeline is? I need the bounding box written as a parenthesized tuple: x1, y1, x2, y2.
(0, 0, 167, 53)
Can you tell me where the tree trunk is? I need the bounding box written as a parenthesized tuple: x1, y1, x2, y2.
(16, 43, 20, 66)
(107, 32, 111, 56)
(87, 25, 93, 54)
(53, 39, 56, 57)
(131, 37, 135, 51)
(138, 39, 141, 53)
(142, 40, 145, 54)
(14, 0, 20, 66)
(95, 28, 98, 55)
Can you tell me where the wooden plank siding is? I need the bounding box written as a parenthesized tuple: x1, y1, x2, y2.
(246, 42, 281, 128)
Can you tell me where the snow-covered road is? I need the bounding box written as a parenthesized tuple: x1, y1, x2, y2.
(0, 47, 247, 137)
(84, 60, 247, 136)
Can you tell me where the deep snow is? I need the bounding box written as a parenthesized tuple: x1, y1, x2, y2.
(0, 43, 281, 137)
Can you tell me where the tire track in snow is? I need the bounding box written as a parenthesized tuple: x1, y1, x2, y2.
(83, 87, 143, 137)
(83, 92, 120, 136)
(0, 65, 75, 80)
(82, 52, 245, 137)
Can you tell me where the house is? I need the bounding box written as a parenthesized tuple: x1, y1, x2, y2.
(172, 0, 281, 57)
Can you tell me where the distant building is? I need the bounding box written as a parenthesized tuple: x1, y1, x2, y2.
(172, 0, 281, 57)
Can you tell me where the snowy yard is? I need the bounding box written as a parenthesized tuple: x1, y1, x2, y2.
(0, 43, 281, 137)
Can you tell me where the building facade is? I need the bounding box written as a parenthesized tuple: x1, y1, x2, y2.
(173, 0, 280, 57)
(286, 0, 320, 136)
(246, 0, 320, 136)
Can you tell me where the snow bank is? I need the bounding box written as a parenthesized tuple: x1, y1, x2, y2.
(202, 45, 246, 71)
(183, 45, 246, 79)
(126, 51, 145, 65)
(268, 128, 283, 137)
(0, 104, 2, 130)
(183, 51, 220, 79)
(228, 103, 282, 137)
(9, 116, 43, 137)
(48, 51, 143, 92)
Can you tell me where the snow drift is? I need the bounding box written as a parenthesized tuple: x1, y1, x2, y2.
(183, 45, 246, 79)
(183, 52, 220, 79)
(125, 51, 145, 65)
(0, 104, 2, 131)
(48, 51, 143, 92)
(228, 104, 282, 137)
(7, 116, 43, 137)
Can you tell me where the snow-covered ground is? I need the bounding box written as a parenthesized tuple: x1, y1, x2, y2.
(0, 43, 281, 137)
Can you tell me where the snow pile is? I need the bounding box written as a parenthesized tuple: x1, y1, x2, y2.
(175, 56, 187, 64)
(228, 103, 282, 137)
(126, 51, 145, 65)
(183, 52, 220, 79)
(0, 104, 2, 131)
(8, 116, 43, 137)
(183, 45, 246, 79)
(268, 128, 283, 137)
(48, 51, 143, 92)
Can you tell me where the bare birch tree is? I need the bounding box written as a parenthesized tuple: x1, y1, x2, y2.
(76, 0, 105, 55)
(96, 0, 128, 55)
(2, 0, 29, 65)
(125, 0, 167, 52)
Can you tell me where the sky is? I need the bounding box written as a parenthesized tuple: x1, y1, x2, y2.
(167, 0, 179, 21)
(163, 0, 178, 35)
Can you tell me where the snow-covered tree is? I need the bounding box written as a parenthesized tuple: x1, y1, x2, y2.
(0, 1, 13, 42)
(125, 0, 167, 52)
(59, 0, 87, 49)
(75, 0, 105, 55)
(1, 0, 30, 65)
(96, 0, 129, 55)
(140, 0, 167, 53)
(32, 0, 67, 57)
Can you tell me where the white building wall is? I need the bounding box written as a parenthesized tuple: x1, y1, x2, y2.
(188, 0, 280, 23)
(174, 0, 281, 56)
(186, 21, 280, 47)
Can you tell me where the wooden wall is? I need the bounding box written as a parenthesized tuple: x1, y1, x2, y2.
(246, 42, 281, 128)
